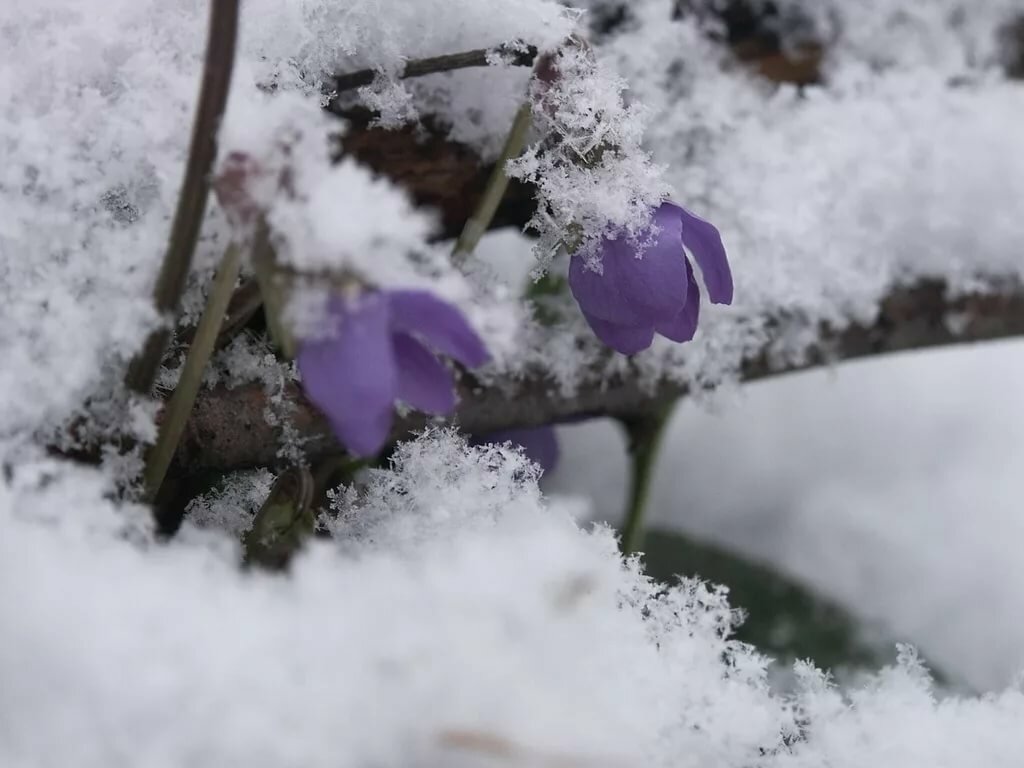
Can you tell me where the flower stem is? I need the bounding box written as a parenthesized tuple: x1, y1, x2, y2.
(124, 0, 240, 395)
(143, 242, 243, 501)
(451, 102, 533, 265)
(619, 400, 677, 556)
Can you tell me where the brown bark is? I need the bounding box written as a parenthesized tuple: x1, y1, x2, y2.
(180, 277, 1024, 471)
(336, 109, 536, 241)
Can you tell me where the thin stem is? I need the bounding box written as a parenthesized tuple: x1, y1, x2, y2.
(249, 219, 296, 358)
(451, 102, 533, 265)
(143, 242, 243, 501)
(176, 277, 262, 351)
(327, 42, 537, 99)
(619, 401, 677, 556)
(125, 0, 240, 395)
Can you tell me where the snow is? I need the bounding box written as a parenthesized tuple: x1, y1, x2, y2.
(507, 43, 670, 267)
(549, 338, 1024, 692)
(3, 0, 1024, 763)
(8, 429, 1024, 767)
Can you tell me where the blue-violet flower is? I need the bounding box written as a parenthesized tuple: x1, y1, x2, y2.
(297, 290, 489, 457)
(568, 201, 733, 355)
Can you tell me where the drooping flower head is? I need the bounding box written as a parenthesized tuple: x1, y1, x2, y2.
(297, 290, 489, 457)
(568, 201, 733, 355)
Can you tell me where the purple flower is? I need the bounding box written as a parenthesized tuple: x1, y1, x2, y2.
(568, 201, 733, 355)
(297, 290, 489, 457)
(471, 425, 560, 473)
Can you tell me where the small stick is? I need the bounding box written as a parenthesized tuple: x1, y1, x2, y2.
(125, 0, 240, 395)
(328, 42, 537, 97)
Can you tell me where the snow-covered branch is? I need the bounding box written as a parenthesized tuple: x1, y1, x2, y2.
(182, 276, 1024, 470)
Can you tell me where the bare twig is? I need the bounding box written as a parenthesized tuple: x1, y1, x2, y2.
(179, 277, 1024, 471)
(125, 0, 240, 395)
(326, 42, 537, 105)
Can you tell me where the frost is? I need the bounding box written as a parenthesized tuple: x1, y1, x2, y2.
(508, 43, 670, 267)
(185, 468, 276, 538)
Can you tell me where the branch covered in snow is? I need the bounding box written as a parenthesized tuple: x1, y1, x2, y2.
(182, 276, 1024, 470)
(325, 42, 538, 101)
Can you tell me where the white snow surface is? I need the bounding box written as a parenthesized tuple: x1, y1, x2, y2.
(5, 430, 1024, 767)
(549, 339, 1024, 692)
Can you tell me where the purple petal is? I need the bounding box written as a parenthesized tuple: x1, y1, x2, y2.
(297, 294, 397, 457)
(387, 290, 489, 368)
(473, 426, 560, 473)
(569, 207, 689, 326)
(610, 204, 690, 322)
(654, 258, 701, 343)
(392, 333, 457, 415)
(667, 201, 733, 305)
(581, 311, 655, 355)
(568, 246, 646, 325)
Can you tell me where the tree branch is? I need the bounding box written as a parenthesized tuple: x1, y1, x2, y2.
(326, 43, 538, 107)
(179, 277, 1024, 471)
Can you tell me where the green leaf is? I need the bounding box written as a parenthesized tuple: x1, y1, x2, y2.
(641, 528, 884, 671)
(243, 466, 316, 570)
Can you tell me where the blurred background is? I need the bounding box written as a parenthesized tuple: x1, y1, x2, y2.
(548, 339, 1024, 692)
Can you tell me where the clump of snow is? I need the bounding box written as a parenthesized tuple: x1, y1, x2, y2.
(185, 468, 276, 539)
(509, 43, 670, 268)
(220, 94, 435, 279)
(5, 430, 1024, 766)
(788, 0, 1023, 75)
(241, 0, 577, 145)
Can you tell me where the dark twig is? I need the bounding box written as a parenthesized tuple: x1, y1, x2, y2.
(125, 0, 240, 395)
(326, 42, 537, 107)
(180, 277, 1024, 471)
(177, 277, 263, 351)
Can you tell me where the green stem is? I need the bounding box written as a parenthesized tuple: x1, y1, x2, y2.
(619, 400, 677, 556)
(143, 242, 243, 501)
(249, 219, 296, 358)
(451, 102, 533, 265)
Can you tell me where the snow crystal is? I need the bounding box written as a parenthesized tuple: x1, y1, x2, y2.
(185, 468, 276, 538)
(508, 43, 670, 267)
(6, 430, 1024, 766)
